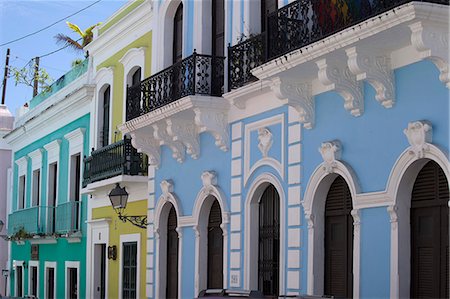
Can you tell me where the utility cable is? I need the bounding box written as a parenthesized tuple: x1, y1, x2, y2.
(0, 0, 102, 47)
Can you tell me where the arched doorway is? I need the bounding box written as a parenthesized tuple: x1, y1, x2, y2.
(258, 184, 280, 296)
(410, 160, 449, 298)
(207, 200, 223, 288)
(166, 206, 178, 299)
(324, 176, 353, 298)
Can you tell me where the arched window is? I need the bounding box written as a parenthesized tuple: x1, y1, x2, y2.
(324, 176, 353, 298)
(410, 160, 449, 298)
(101, 86, 111, 147)
(166, 206, 178, 299)
(261, 0, 278, 32)
(207, 200, 223, 288)
(131, 67, 141, 87)
(173, 3, 183, 63)
(258, 184, 280, 296)
(212, 0, 225, 57)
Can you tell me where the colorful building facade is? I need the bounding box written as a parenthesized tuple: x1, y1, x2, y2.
(4, 59, 94, 299)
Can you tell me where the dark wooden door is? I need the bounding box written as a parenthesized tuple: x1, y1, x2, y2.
(261, 0, 278, 32)
(16, 265, 23, 297)
(324, 176, 353, 298)
(166, 206, 178, 299)
(102, 86, 110, 147)
(207, 200, 223, 288)
(69, 267, 78, 299)
(31, 266, 38, 296)
(411, 161, 449, 298)
(47, 267, 55, 299)
(122, 242, 137, 299)
(212, 0, 225, 57)
(258, 184, 280, 297)
(173, 4, 183, 64)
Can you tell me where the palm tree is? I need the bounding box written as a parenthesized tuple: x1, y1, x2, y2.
(54, 21, 101, 52)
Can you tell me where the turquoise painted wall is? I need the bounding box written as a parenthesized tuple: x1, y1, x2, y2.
(10, 113, 90, 299)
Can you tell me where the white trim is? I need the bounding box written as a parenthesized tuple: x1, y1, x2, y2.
(28, 260, 39, 297)
(119, 233, 141, 299)
(65, 129, 85, 207)
(154, 183, 183, 299)
(28, 148, 43, 171)
(44, 261, 57, 299)
(385, 143, 450, 299)
(95, 67, 114, 147)
(44, 139, 61, 164)
(65, 261, 80, 299)
(119, 47, 146, 123)
(244, 173, 286, 296)
(244, 114, 285, 186)
(16, 156, 28, 176)
(13, 260, 25, 297)
(302, 160, 361, 297)
(192, 172, 230, 296)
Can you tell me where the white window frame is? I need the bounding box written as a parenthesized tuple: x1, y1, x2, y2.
(119, 47, 146, 124)
(119, 233, 141, 299)
(16, 157, 28, 210)
(28, 260, 39, 297)
(44, 261, 57, 299)
(28, 148, 43, 207)
(13, 260, 25, 297)
(44, 140, 61, 206)
(94, 67, 114, 148)
(244, 173, 286, 296)
(64, 128, 85, 203)
(65, 261, 80, 299)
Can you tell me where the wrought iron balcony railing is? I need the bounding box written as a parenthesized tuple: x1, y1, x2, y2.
(126, 50, 225, 120)
(8, 205, 56, 236)
(83, 136, 147, 187)
(228, 0, 449, 90)
(55, 201, 80, 234)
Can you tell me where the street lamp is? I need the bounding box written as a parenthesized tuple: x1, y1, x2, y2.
(108, 183, 148, 229)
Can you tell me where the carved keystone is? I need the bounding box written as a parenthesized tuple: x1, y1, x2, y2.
(404, 120, 432, 158)
(319, 140, 342, 174)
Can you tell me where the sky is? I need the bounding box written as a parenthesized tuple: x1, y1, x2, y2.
(0, 0, 128, 116)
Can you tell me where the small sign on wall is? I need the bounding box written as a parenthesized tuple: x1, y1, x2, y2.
(31, 244, 39, 260)
(230, 271, 240, 287)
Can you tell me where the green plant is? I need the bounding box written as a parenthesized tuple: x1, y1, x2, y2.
(10, 62, 53, 94)
(71, 58, 84, 68)
(55, 21, 102, 53)
(10, 227, 32, 241)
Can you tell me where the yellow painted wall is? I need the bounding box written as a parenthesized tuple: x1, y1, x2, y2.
(92, 199, 147, 299)
(96, 31, 152, 140)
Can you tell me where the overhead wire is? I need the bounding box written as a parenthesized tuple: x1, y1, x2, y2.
(0, 0, 102, 47)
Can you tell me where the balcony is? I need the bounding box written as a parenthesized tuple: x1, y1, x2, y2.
(55, 201, 80, 233)
(228, 0, 450, 90)
(8, 206, 55, 236)
(126, 50, 225, 121)
(83, 136, 147, 187)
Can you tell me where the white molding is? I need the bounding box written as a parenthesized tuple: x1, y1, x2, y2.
(28, 260, 39, 297)
(95, 67, 114, 147)
(302, 160, 360, 296)
(346, 46, 395, 108)
(44, 139, 61, 164)
(154, 179, 183, 299)
(119, 233, 141, 299)
(44, 261, 57, 299)
(28, 148, 43, 171)
(244, 173, 286, 295)
(16, 156, 28, 176)
(13, 260, 25, 297)
(192, 171, 230, 296)
(120, 47, 146, 123)
(244, 114, 285, 186)
(65, 261, 80, 299)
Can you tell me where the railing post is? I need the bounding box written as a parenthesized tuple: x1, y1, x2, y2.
(193, 49, 197, 94)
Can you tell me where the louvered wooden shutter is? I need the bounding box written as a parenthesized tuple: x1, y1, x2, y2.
(411, 161, 449, 298)
(166, 206, 178, 299)
(324, 176, 353, 298)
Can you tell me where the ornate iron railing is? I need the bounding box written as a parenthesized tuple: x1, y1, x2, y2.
(228, 0, 449, 90)
(55, 201, 80, 233)
(126, 51, 225, 120)
(83, 136, 147, 187)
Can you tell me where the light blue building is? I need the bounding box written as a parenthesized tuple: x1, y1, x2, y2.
(117, 0, 449, 298)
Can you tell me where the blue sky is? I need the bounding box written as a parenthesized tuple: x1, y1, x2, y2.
(0, 0, 127, 116)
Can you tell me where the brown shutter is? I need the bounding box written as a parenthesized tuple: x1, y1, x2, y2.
(324, 176, 353, 298)
(207, 200, 224, 289)
(166, 206, 178, 299)
(411, 161, 449, 298)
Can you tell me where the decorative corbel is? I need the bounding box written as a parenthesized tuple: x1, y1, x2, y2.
(316, 58, 364, 117)
(387, 205, 398, 231)
(318, 140, 342, 174)
(130, 132, 160, 168)
(166, 117, 200, 160)
(410, 21, 449, 88)
(403, 120, 432, 159)
(152, 122, 185, 163)
(194, 107, 229, 151)
(351, 209, 361, 238)
(305, 213, 314, 230)
(346, 46, 395, 108)
(271, 77, 315, 129)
